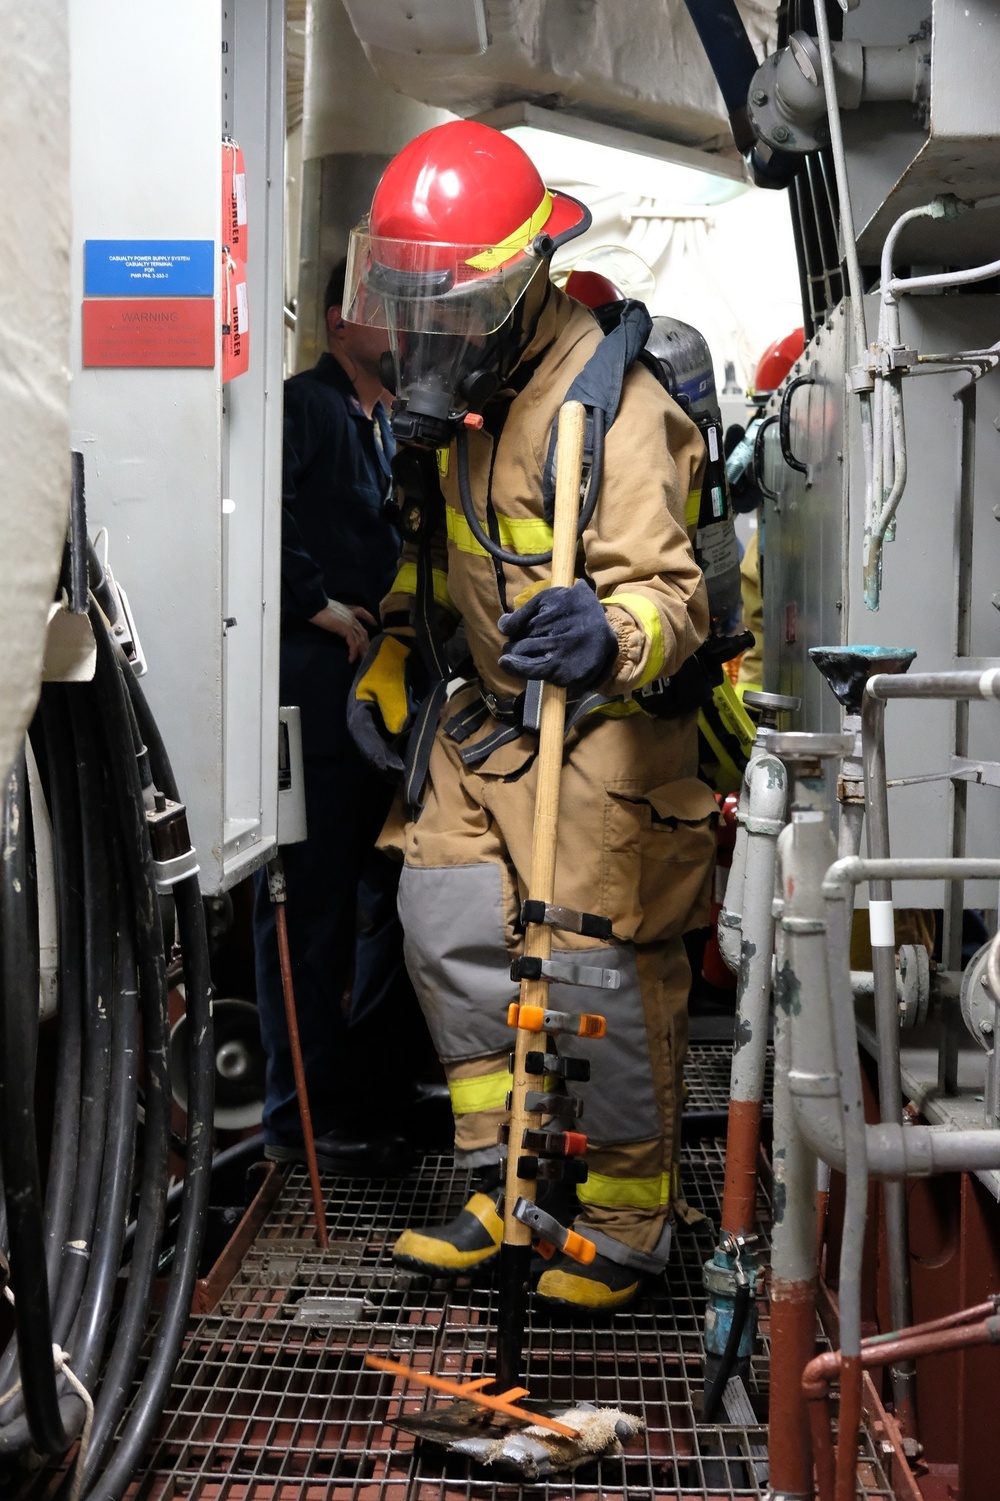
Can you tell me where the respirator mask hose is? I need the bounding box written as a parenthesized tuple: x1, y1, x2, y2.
(454, 404, 604, 568)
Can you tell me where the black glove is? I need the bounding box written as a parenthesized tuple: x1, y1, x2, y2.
(498, 581, 618, 691)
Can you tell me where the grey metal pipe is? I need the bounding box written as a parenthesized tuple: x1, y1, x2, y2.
(790, 1076, 1000, 1178)
(719, 752, 787, 976)
(889, 254, 1000, 301)
(986, 933, 1000, 1127)
(773, 879, 819, 1279)
(859, 686, 913, 1412)
(783, 841, 1000, 1426)
(785, 857, 1000, 1181)
(860, 669, 1000, 1411)
(770, 832, 819, 1497)
(783, 822, 847, 1170)
(719, 709, 793, 973)
(730, 755, 788, 1105)
(859, 43, 926, 104)
(867, 669, 1000, 702)
(812, 0, 874, 626)
(812, 3, 867, 369)
(823, 858, 869, 1368)
(837, 713, 865, 864)
(718, 785, 752, 975)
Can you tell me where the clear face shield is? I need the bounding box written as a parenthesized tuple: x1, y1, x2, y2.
(344, 221, 547, 445)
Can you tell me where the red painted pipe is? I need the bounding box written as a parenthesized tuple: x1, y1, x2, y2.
(834, 1353, 862, 1501)
(769, 1277, 817, 1496)
(720, 1097, 763, 1237)
(275, 901, 329, 1250)
(802, 1310, 1000, 1501)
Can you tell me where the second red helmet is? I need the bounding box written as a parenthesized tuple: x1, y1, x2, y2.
(752, 327, 805, 396)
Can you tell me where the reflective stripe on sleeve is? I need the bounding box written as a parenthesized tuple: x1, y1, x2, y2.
(604, 591, 666, 688)
(686, 488, 702, 529)
(445, 504, 554, 559)
(390, 561, 455, 613)
(576, 1169, 672, 1212)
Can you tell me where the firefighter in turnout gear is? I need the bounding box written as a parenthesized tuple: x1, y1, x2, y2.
(345, 121, 717, 1311)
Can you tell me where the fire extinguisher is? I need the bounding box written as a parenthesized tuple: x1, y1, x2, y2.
(702, 792, 739, 990)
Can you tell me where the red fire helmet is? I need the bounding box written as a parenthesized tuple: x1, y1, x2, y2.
(344, 121, 590, 339)
(371, 120, 587, 252)
(752, 327, 805, 395)
(564, 269, 624, 308)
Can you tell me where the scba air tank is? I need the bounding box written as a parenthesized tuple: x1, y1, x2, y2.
(643, 317, 742, 627)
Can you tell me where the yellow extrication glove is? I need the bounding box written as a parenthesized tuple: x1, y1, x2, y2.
(697, 676, 756, 796)
(347, 633, 416, 775)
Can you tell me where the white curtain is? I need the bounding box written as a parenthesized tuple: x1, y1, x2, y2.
(550, 180, 804, 395)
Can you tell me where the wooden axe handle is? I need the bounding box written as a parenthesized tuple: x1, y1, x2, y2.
(503, 399, 588, 1247)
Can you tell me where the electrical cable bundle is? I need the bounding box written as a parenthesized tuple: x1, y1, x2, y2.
(0, 580, 215, 1500)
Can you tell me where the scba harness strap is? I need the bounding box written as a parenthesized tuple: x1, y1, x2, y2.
(540, 299, 653, 523)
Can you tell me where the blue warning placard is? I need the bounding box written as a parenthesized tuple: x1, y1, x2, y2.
(84, 240, 215, 297)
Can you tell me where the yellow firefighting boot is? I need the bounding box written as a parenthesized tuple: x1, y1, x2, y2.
(535, 1223, 672, 1312)
(393, 1189, 504, 1276)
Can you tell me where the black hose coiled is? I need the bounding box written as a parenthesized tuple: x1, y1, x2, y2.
(0, 599, 215, 1501)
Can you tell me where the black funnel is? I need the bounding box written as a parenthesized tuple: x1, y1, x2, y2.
(809, 645, 917, 715)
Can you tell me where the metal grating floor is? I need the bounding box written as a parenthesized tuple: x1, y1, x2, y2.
(681, 1045, 773, 1118)
(13, 1047, 893, 1501)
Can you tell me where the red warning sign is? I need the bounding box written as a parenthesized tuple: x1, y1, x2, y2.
(83, 298, 215, 368)
(221, 251, 250, 382)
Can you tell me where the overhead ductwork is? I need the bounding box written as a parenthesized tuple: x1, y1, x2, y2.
(338, 0, 779, 156)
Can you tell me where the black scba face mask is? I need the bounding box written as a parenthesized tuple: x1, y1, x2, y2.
(378, 330, 508, 448)
(343, 239, 550, 448)
(377, 265, 551, 448)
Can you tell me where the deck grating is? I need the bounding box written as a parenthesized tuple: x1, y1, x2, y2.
(9, 1046, 892, 1501)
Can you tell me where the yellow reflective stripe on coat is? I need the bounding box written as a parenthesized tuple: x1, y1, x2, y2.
(390, 561, 455, 614)
(445, 503, 554, 559)
(465, 191, 553, 272)
(576, 1169, 672, 1211)
(448, 1068, 511, 1115)
(604, 591, 665, 689)
(685, 488, 702, 529)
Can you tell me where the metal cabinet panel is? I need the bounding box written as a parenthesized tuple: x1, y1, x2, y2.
(764, 295, 1000, 905)
(70, 0, 284, 893)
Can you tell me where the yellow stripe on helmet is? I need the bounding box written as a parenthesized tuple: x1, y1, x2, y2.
(464, 191, 553, 272)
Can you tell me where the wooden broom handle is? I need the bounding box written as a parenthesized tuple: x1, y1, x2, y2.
(503, 399, 588, 1246)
